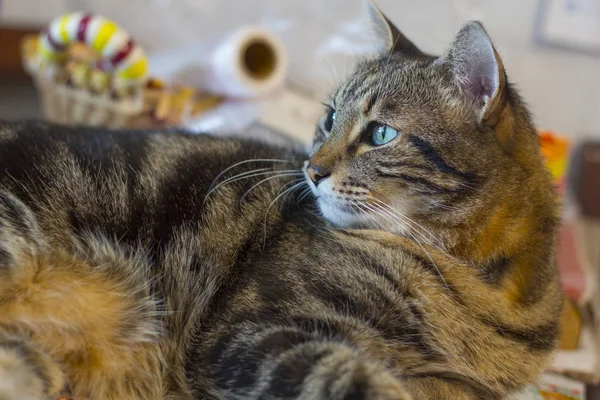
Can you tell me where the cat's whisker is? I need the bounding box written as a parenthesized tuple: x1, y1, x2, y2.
(429, 200, 459, 211)
(343, 45, 349, 80)
(369, 198, 443, 248)
(365, 200, 450, 271)
(378, 208, 436, 248)
(360, 200, 449, 289)
(207, 159, 294, 193)
(456, 181, 480, 192)
(361, 202, 414, 237)
(412, 237, 449, 289)
(282, 180, 308, 213)
(321, 57, 341, 89)
(204, 169, 301, 207)
(305, 208, 324, 225)
(239, 172, 304, 206)
(348, 200, 372, 229)
(363, 202, 448, 288)
(216, 169, 301, 193)
(366, 200, 435, 246)
(263, 180, 306, 248)
(287, 74, 327, 97)
(352, 201, 386, 231)
(296, 187, 313, 205)
(204, 167, 273, 203)
(360, 201, 395, 226)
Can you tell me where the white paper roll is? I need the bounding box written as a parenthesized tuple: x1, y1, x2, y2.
(204, 26, 287, 98)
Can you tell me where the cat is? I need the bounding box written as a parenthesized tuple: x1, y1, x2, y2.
(0, 2, 561, 399)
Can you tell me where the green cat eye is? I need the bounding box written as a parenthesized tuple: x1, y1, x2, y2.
(370, 124, 399, 146)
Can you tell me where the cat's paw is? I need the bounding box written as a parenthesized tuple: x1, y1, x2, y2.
(0, 336, 64, 400)
(310, 348, 413, 400)
(341, 363, 413, 400)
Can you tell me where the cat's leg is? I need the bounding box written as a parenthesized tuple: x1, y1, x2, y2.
(0, 192, 65, 399)
(0, 191, 165, 400)
(210, 323, 413, 400)
(210, 323, 494, 399)
(0, 329, 65, 400)
(401, 376, 494, 400)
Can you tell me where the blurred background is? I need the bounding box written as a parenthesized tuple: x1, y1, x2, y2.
(1, 0, 600, 398)
(3, 0, 600, 137)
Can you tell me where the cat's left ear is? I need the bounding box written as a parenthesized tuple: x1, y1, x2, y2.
(364, 0, 425, 56)
(436, 22, 507, 126)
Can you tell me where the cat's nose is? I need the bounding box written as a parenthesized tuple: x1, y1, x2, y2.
(307, 164, 331, 186)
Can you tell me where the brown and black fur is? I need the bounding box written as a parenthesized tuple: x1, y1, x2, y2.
(0, 3, 561, 400)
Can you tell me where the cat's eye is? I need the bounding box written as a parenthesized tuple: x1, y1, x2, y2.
(370, 124, 399, 146)
(324, 108, 336, 132)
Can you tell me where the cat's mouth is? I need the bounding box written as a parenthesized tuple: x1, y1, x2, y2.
(315, 196, 367, 228)
(302, 161, 371, 228)
(302, 161, 417, 233)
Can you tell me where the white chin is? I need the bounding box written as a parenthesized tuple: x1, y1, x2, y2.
(316, 198, 366, 228)
(316, 197, 413, 235)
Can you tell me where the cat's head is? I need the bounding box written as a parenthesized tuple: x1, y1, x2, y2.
(304, 1, 555, 253)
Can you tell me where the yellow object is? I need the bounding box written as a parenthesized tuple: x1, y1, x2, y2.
(39, 42, 67, 62)
(119, 58, 148, 80)
(38, 13, 148, 85)
(539, 131, 569, 182)
(558, 298, 582, 350)
(92, 21, 118, 52)
(22, 26, 221, 130)
(58, 15, 71, 43)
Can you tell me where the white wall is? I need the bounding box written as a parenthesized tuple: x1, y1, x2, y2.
(375, 0, 599, 139)
(291, 0, 599, 139)
(3, 0, 597, 138)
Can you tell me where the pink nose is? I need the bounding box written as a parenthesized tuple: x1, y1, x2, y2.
(306, 164, 331, 186)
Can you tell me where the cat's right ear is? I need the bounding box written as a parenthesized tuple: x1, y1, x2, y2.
(364, 0, 424, 56)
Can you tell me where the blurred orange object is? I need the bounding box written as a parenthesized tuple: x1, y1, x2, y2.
(539, 392, 580, 400)
(539, 130, 570, 192)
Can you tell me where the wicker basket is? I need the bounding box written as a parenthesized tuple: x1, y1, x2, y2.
(22, 14, 220, 129)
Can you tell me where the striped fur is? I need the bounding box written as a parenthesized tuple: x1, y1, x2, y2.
(0, 9, 561, 400)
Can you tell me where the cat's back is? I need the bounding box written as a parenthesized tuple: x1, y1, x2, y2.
(0, 120, 305, 250)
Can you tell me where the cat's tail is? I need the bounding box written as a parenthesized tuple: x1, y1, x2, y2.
(0, 191, 165, 400)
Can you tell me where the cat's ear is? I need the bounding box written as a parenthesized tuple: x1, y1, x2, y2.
(436, 21, 506, 125)
(364, 0, 424, 56)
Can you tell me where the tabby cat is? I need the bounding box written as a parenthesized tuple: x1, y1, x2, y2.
(0, 2, 561, 399)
